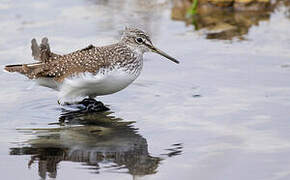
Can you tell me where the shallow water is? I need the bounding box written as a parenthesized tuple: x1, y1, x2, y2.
(1, 0, 290, 180)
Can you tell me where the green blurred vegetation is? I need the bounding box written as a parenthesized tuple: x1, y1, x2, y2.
(188, 0, 198, 15)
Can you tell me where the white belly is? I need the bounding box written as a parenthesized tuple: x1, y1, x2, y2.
(58, 68, 140, 101)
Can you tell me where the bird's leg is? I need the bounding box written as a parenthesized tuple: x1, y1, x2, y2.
(58, 95, 109, 112)
(85, 101, 109, 112)
(79, 95, 97, 106)
(57, 99, 74, 106)
(88, 94, 97, 100)
(78, 95, 109, 112)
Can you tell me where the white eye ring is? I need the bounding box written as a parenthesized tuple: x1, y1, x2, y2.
(136, 37, 144, 43)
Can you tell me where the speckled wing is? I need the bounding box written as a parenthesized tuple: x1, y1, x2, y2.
(31, 37, 62, 62)
(39, 43, 136, 82)
(5, 37, 62, 78)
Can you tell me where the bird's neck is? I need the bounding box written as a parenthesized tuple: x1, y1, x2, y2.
(111, 42, 143, 75)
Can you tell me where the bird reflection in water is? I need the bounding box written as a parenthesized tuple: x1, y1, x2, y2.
(9, 106, 183, 179)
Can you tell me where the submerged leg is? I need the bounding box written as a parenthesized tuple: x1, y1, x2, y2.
(78, 97, 109, 112)
(58, 97, 109, 112)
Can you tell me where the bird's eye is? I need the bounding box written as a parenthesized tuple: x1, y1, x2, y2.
(136, 37, 143, 43)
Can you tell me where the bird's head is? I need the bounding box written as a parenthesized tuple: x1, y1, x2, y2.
(121, 27, 179, 64)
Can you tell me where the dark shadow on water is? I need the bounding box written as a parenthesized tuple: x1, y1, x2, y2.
(9, 107, 183, 179)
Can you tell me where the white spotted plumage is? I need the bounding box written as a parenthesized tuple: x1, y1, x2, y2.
(59, 67, 141, 102)
(5, 27, 179, 103)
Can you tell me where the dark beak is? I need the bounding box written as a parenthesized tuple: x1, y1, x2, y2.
(150, 46, 180, 64)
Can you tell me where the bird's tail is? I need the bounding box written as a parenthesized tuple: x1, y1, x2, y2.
(4, 37, 60, 73)
(4, 63, 44, 79)
(4, 37, 64, 80)
(4, 64, 26, 73)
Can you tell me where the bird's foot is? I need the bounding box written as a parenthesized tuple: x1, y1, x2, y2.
(58, 98, 109, 112)
(77, 98, 109, 112)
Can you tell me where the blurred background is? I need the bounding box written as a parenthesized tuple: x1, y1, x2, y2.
(1, 0, 290, 180)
